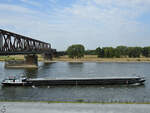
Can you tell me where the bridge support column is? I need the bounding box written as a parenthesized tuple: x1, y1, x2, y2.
(43, 53, 53, 62)
(5, 55, 38, 68)
(24, 54, 38, 66)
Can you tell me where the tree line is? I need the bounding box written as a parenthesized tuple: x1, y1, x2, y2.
(95, 46, 144, 58)
(60, 44, 150, 58)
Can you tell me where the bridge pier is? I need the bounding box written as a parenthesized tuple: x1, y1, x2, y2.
(5, 55, 38, 68)
(43, 53, 53, 62)
(0, 29, 57, 68)
(24, 54, 38, 66)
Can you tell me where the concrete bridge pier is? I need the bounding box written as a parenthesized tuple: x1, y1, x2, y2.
(43, 53, 53, 62)
(5, 54, 38, 68)
(24, 54, 38, 66)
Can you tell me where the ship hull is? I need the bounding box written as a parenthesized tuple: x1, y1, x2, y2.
(2, 77, 145, 86)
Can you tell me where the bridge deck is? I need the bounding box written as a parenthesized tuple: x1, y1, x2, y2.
(0, 29, 54, 55)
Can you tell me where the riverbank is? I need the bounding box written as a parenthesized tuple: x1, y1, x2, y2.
(1, 55, 150, 62)
(0, 102, 149, 113)
(53, 55, 150, 62)
(0, 55, 43, 61)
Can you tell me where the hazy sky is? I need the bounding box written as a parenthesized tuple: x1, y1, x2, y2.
(0, 0, 150, 50)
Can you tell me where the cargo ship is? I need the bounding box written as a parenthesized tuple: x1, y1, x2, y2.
(1, 76, 145, 86)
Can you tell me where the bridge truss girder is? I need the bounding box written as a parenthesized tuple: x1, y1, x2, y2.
(0, 29, 52, 55)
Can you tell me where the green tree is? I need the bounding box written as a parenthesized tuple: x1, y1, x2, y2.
(116, 46, 128, 57)
(67, 44, 85, 58)
(96, 47, 103, 58)
(127, 47, 142, 58)
(96, 46, 144, 58)
(114, 48, 121, 58)
(142, 47, 150, 57)
(102, 47, 114, 58)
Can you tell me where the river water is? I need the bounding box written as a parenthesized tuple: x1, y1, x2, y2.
(0, 62, 150, 103)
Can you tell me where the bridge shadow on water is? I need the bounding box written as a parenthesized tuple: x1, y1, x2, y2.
(23, 69, 38, 78)
(23, 62, 57, 78)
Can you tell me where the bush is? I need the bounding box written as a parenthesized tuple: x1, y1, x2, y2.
(85, 50, 97, 55)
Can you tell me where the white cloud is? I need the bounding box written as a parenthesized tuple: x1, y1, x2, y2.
(0, 0, 150, 50)
(20, 0, 42, 7)
(48, 0, 57, 4)
(55, 0, 150, 48)
(0, 4, 36, 14)
(66, 0, 150, 20)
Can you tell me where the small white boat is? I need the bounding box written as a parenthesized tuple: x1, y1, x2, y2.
(2, 76, 27, 86)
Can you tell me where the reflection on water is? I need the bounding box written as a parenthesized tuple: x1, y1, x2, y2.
(0, 62, 150, 102)
(23, 69, 38, 78)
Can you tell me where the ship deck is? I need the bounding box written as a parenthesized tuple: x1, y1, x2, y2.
(27, 76, 142, 81)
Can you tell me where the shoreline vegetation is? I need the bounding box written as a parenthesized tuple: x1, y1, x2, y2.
(1, 55, 150, 62)
(1, 45, 150, 63)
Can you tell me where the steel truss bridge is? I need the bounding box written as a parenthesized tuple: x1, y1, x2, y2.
(0, 29, 55, 55)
